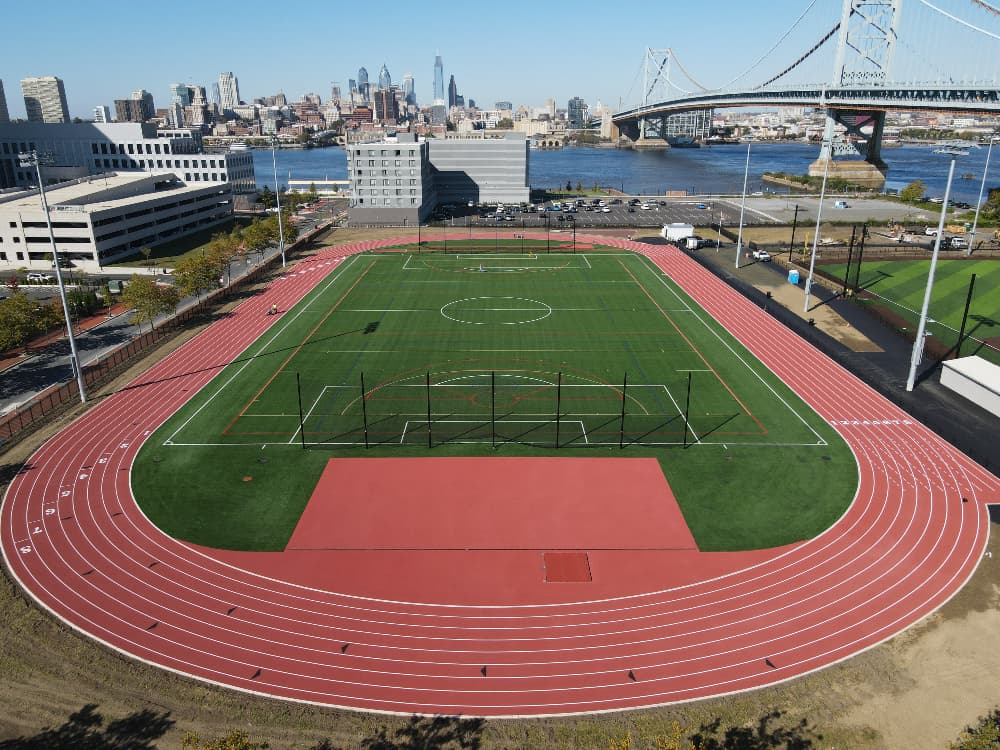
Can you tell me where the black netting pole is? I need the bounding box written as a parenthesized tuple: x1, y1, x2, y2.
(683, 372, 693, 448)
(296, 372, 306, 449)
(491, 370, 496, 449)
(360, 371, 369, 449)
(956, 273, 977, 358)
(619, 371, 627, 449)
(843, 225, 857, 296)
(426, 372, 433, 449)
(555, 371, 562, 449)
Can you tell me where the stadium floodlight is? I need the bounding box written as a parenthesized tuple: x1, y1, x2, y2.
(905, 141, 975, 391)
(270, 137, 286, 267)
(18, 150, 87, 403)
(735, 135, 752, 269)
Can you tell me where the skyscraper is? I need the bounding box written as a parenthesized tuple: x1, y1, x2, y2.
(567, 97, 588, 129)
(447, 75, 458, 108)
(0, 80, 8, 123)
(433, 54, 444, 104)
(357, 67, 369, 100)
(21, 76, 70, 123)
(377, 64, 391, 90)
(169, 83, 192, 107)
(402, 73, 415, 106)
(219, 72, 240, 113)
(93, 105, 110, 123)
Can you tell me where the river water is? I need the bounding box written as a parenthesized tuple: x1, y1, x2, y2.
(252, 141, 996, 205)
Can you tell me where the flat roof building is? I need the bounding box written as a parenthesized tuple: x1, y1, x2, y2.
(428, 132, 529, 205)
(21, 76, 70, 124)
(0, 172, 232, 271)
(346, 132, 436, 225)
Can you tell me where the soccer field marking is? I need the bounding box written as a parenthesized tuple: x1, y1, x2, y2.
(162, 254, 366, 446)
(636, 254, 828, 447)
(440, 296, 553, 326)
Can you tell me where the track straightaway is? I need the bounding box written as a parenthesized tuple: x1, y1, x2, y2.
(2, 240, 996, 717)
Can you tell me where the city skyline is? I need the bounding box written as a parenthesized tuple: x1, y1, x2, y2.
(1, 0, 841, 120)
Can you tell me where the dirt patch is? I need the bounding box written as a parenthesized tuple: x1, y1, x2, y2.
(1, 231, 998, 749)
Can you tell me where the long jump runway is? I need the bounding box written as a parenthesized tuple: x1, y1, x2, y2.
(2, 237, 997, 716)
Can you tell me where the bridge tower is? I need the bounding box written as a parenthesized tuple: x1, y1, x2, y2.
(809, 0, 903, 188)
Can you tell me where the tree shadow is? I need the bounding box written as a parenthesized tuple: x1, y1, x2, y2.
(688, 709, 820, 750)
(0, 704, 174, 749)
(360, 715, 485, 750)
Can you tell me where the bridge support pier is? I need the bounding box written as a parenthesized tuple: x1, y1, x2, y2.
(808, 109, 887, 189)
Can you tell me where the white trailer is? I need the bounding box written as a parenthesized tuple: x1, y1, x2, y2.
(661, 223, 695, 242)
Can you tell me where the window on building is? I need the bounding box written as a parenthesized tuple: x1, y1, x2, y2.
(409, 160, 415, 167)
(395, 160, 401, 167)
(103, 159, 110, 168)
(155, 144, 161, 154)
(100, 143, 108, 154)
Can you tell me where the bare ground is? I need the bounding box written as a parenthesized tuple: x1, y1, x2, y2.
(0, 227, 997, 749)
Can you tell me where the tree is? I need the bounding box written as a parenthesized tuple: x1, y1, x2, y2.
(308, 182, 318, 200)
(900, 179, 926, 202)
(566, 180, 573, 192)
(0, 291, 46, 352)
(951, 708, 1000, 749)
(140, 246, 153, 273)
(496, 117, 514, 130)
(576, 181, 583, 192)
(121, 274, 179, 332)
(241, 218, 272, 261)
(172, 252, 224, 300)
(258, 186, 276, 210)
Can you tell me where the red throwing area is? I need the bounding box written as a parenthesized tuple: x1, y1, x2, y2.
(287, 456, 697, 551)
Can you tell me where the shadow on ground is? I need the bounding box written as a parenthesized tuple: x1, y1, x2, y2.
(0, 704, 173, 749)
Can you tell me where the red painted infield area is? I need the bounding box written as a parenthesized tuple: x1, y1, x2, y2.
(287, 457, 697, 551)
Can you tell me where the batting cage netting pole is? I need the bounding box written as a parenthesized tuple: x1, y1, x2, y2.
(956, 273, 977, 358)
(426, 372, 433, 448)
(360, 371, 369, 449)
(555, 371, 562, 449)
(296, 372, 306, 449)
(683, 372, 692, 448)
(619, 371, 627, 449)
(491, 370, 496, 449)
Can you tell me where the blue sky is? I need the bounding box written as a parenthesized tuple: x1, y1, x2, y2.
(3, 0, 846, 119)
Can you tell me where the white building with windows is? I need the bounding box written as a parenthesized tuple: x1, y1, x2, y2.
(0, 122, 255, 204)
(0, 172, 232, 271)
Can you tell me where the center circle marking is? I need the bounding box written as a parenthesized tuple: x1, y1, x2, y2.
(440, 296, 553, 326)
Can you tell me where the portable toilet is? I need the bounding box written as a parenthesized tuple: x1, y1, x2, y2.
(788, 269, 800, 284)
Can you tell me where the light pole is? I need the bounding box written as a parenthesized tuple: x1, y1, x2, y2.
(969, 133, 997, 255)
(270, 136, 286, 267)
(19, 151, 87, 403)
(803, 142, 834, 312)
(906, 142, 972, 391)
(735, 136, 752, 268)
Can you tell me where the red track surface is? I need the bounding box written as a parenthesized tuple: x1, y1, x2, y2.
(2, 239, 997, 717)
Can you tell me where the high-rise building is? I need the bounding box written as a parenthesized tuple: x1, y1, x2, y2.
(21, 76, 71, 123)
(331, 83, 342, 102)
(433, 54, 444, 103)
(402, 73, 415, 106)
(0, 80, 9, 124)
(93, 105, 110, 123)
(377, 64, 391, 90)
(567, 97, 588, 129)
(211, 82, 221, 108)
(114, 90, 154, 123)
(372, 89, 399, 124)
(357, 67, 369, 100)
(496, 101, 512, 111)
(169, 83, 192, 107)
(219, 72, 240, 113)
(447, 75, 458, 108)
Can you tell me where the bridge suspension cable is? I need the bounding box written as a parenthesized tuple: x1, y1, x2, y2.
(721, 0, 827, 88)
(758, 22, 842, 89)
(919, 0, 1000, 39)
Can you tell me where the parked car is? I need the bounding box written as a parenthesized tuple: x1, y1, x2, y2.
(947, 236, 967, 249)
(751, 249, 772, 261)
(26, 272, 54, 282)
(925, 226, 939, 236)
(695, 203, 708, 209)
(833, 200, 849, 209)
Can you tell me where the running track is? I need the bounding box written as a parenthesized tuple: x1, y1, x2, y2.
(2, 236, 997, 717)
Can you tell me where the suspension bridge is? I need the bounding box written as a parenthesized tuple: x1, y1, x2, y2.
(612, 0, 1000, 187)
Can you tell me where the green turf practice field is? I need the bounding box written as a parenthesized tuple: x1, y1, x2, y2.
(823, 258, 1000, 365)
(135, 246, 857, 552)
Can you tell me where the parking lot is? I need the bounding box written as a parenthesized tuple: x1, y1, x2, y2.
(430, 196, 775, 232)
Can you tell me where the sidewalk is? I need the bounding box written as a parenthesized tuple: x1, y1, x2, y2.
(0, 304, 130, 375)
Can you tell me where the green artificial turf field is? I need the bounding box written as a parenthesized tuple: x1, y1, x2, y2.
(823, 258, 1000, 364)
(135, 247, 857, 552)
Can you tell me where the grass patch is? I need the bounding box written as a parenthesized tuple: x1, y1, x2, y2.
(110, 216, 253, 268)
(135, 249, 856, 552)
(824, 258, 1000, 364)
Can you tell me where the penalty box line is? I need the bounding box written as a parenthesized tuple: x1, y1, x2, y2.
(399, 419, 590, 445)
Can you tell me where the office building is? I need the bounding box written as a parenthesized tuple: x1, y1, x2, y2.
(346, 132, 435, 225)
(429, 133, 528, 204)
(115, 89, 155, 123)
(0, 81, 8, 124)
(448, 75, 458, 108)
(496, 101, 512, 111)
(377, 64, 392, 90)
(357, 67, 369, 100)
(433, 54, 444, 103)
(0, 172, 232, 271)
(346, 132, 528, 225)
(93, 105, 111, 123)
(567, 97, 588, 129)
(373, 89, 399, 124)
(169, 83, 193, 107)
(211, 82, 221, 109)
(219, 72, 240, 113)
(21, 76, 71, 124)
(402, 74, 415, 106)
(0, 122, 255, 200)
